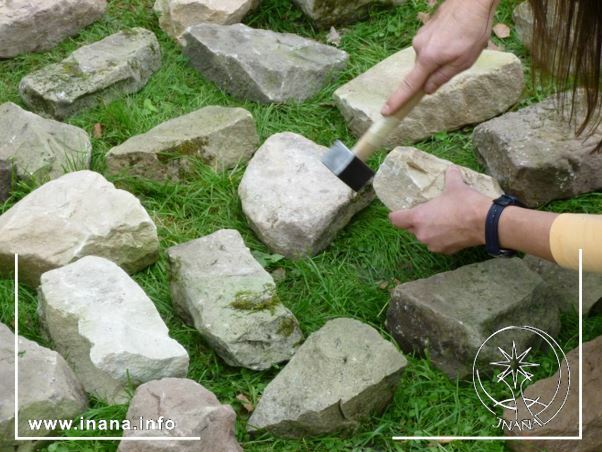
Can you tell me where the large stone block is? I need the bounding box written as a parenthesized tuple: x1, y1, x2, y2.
(0, 0, 106, 58)
(386, 258, 561, 378)
(0, 323, 88, 450)
(373, 146, 503, 211)
(181, 23, 348, 103)
(19, 28, 161, 120)
(38, 256, 190, 404)
(106, 106, 259, 180)
(0, 170, 160, 287)
(473, 96, 602, 207)
(247, 318, 407, 437)
(0, 102, 91, 181)
(293, 0, 405, 28)
(334, 48, 523, 146)
(238, 132, 374, 258)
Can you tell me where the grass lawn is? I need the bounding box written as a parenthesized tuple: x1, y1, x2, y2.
(1, 0, 601, 450)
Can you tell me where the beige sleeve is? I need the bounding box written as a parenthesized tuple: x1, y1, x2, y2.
(549, 214, 602, 272)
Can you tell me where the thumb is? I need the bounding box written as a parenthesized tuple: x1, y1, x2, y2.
(381, 60, 432, 116)
(443, 166, 467, 191)
(389, 209, 415, 230)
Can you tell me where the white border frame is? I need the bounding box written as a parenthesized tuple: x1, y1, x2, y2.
(13, 254, 202, 442)
(392, 249, 584, 442)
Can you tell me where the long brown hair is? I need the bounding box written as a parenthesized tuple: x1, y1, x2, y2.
(529, 0, 602, 151)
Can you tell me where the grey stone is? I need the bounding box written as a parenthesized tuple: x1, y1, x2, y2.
(247, 318, 407, 437)
(0, 323, 88, 450)
(373, 146, 503, 211)
(293, 0, 405, 28)
(334, 48, 523, 146)
(118, 378, 242, 452)
(0, 160, 12, 203)
(505, 335, 602, 451)
(386, 258, 561, 378)
(512, 1, 534, 48)
(19, 28, 161, 120)
(0, 170, 160, 287)
(238, 132, 374, 258)
(167, 229, 302, 370)
(106, 106, 259, 180)
(473, 96, 602, 207)
(524, 255, 602, 316)
(38, 256, 189, 404)
(181, 23, 348, 103)
(0, 0, 106, 58)
(154, 0, 259, 40)
(0, 102, 91, 182)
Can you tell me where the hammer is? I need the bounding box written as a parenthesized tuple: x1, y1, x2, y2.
(322, 91, 425, 191)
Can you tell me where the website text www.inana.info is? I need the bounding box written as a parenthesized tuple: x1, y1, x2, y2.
(26, 416, 176, 433)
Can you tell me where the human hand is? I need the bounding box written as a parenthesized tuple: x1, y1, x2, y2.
(381, 0, 498, 116)
(389, 166, 492, 254)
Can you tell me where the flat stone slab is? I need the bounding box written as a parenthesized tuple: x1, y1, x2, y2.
(473, 96, 602, 207)
(118, 378, 242, 451)
(334, 48, 523, 146)
(19, 28, 161, 120)
(293, 0, 405, 27)
(386, 258, 560, 378)
(38, 256, 190, 404)
(154, 0, 259, 40)
(0, 160, 12, 203)
(238, 132, 374, 258)
(247, 318, 407, 437)
(524, 255, 602, 316)
(182, 23, 348, 103)
(0, 0, 106, 58)
(167, 229, 303, 370)
(106, 106, 259, 180)
(373, 146, 503, 211)
(504, 335, 602, 450)
(0, 102, 91, 181)
(0, 323, 88, 449)
(0, 170, 160, 287)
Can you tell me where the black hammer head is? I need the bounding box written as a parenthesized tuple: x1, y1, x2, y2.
(321, 141, 375, 192)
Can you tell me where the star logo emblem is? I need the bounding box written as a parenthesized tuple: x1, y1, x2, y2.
(491, 341, 540, 389)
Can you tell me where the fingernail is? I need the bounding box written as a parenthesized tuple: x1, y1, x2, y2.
(381, 105, 390, 115)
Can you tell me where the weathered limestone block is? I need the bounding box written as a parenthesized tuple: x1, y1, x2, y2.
(293, 0, 405, 28)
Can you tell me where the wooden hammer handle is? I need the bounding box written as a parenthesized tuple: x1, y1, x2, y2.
(351, 90, 425, 161)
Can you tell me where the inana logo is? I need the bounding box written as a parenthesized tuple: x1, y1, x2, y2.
(472, 326, 570, 432)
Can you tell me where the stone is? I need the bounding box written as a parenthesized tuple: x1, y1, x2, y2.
(19, 28, 161, 120)
(0, 0, 106, 58)
(238, 132, 374, 258)
(0, 102, 92, 182)
(0, 323, 88, 450)
(0, 170, 160, 287)
(292, 0, 405, 28)
(512, 1, 535, 48)
(386, 258, 561, 378)
(247, 318, 407, 437)
(473, 96, 602, 207)
(334, 48, 523, 146)
(118, 378, 242, 451)
(106, 106, 259, 180)
(38, 256, 189, 404)
(504, 335, 602, 451)
(181, 23, 348, 103)
(373, 146, 503, 211)
(154, 0, 259, 40)
(0, 160, 12, 203)
(524, 255, 602, 316)
(167, 229, 302, 370)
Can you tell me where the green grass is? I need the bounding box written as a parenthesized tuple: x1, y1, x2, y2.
(0, 0, 600, 451)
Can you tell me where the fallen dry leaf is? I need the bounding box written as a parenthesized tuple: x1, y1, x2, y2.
(487, 39, 503, 51)
(93, 123, 103, 138)
(236, 394, 254, 413)
(492, 23, 511, 39)
(326, 26, 342, 47)
(417, 12, 431, 24)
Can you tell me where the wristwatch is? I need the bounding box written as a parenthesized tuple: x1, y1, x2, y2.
(485, 194, 524, 257)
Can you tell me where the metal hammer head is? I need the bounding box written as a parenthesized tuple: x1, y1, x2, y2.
(321, 141, 375, 192)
